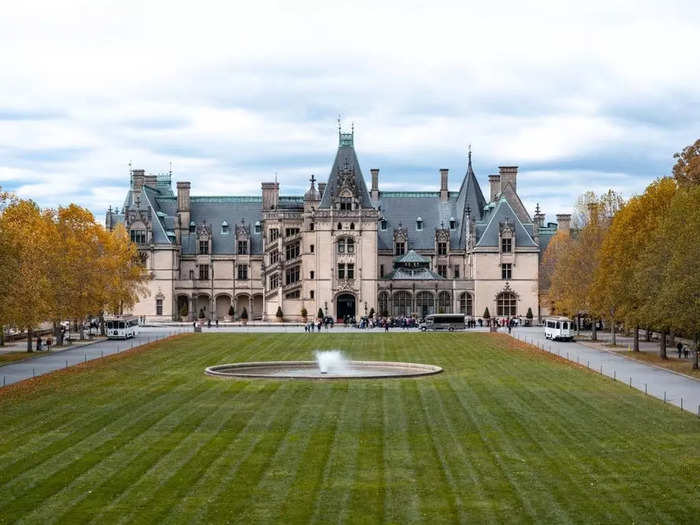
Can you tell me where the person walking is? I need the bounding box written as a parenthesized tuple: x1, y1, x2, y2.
(683, 345, 689, 359)
(677, 342, 683, 359)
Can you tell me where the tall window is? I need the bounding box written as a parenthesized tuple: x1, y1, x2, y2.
(337, 263, 355, 280)
(310, 222, 315, 231)
(270, 250, 279, 264)
(437, 264, 447, 278)
(269, 273, 280, 288)
(459, 293, 473, 316)
(347, 263, 354, 279)
(337, 237, 354, 254)
(156, 298, 163, 316)
(378, 292, 389, 316)
(497, 292, 517, 316)
(254, 221, 261, 234)
(310, 270, 315, 279)
(285, 241, 300, 260)
(416, 291, 435, 317)
(199, 240, 209, 254)
(501, 263, 512, 280)
(501, 237, 512, 253)
(338, 264, 345, 279)
(199, 264, 209, 280)
(380, 219, 387, 231)
(380, 264, 385, 278)
(438, 291, 451, 313)
(310, 244, 314, 253)
(393, 291, 411, 317)
(395, 242, 405, 256)
(130, 230, 146, 244)
(285, 266, 300, 285)
(269, 228, 279, 242)
(237, 240, 248, 254)
(189, 221, 195, 233)
(237, 264, 248, 280)
(310, 290, 315, 299)
(438, 242, 447, 256)
(454, 264, 460, 278)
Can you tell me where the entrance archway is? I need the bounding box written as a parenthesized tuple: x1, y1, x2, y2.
(336, 293, 356, 321)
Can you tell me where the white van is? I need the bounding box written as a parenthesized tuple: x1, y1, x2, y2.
(105, 316, 139, 339)
(544, 317, 574, 341)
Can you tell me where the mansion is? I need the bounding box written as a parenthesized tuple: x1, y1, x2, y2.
(106, 129, 569, 322)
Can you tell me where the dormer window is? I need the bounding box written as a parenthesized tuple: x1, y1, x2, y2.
(199, 240, 209, 255)
(189, 221, 195, 233)
(416, 217, 423, 231)
(395, 242, 406, 256)
(237, 240, 248, 254)
(449, 217, 456, 230)
(130, 230, 147, 244)
(380, 219, 387, 231)
(339, 198, 352, 211)
(221, 221, 230, 234)
(254, 221, 261, 234)
(501, 237, 512, 253)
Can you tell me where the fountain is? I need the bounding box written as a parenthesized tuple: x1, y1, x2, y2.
(205, 350, 442, 380)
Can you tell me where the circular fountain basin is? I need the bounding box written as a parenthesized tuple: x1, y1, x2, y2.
(205, 360, 443, 380)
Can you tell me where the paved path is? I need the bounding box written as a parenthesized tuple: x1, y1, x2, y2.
(511, 326, 700, 416)
(0, 327, 188, 387)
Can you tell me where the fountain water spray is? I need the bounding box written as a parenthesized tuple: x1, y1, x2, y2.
(315, 350, 350, 374)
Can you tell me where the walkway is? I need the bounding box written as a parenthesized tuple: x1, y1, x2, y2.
(511, 326, 700, 416)
(0, 327, 188, 387)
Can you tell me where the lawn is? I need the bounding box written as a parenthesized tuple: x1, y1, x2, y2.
(0, 333, 698, 524)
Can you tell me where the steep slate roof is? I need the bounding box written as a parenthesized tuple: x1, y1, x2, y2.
(318, 132, 373, 209)
(455, 151, 486, 222)
(475, 197, 537, 248)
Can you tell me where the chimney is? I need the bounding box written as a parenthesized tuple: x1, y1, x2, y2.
(498, 166, 518, 194)
(556, 213, 571, 235)
(177, 181, 191, 212)
(132, 169, 145, 192)
(261, 182, 280, 211)
(318, 182, 327, 198)
(370, 168, 379, 201)
(144, 174, 158, 188)
(488, 174, 500, 202)
(440, 169, 449, 201)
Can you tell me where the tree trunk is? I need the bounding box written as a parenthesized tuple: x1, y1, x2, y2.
(79, 320, 85, 341)
(669, 330, 675, 346)
(611, 320, 616, 346)
(0, 326, 4, 347)
(659, 331, 667, 360)
(645, 328, 651, 342)
(693, 333, 699, 370)
(633, 325, 639, 352)
(591, 318, 597, 341)
(27, 327, 33, 353)
(576, 315, 581, 335)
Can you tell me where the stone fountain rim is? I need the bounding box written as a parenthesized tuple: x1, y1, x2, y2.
(204, 360, 443, 380)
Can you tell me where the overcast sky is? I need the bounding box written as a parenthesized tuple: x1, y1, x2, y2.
(1, 1, 699, 224)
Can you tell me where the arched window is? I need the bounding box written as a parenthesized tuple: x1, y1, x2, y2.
(416, 291, 434, 317)
(350, 222, 355, 230)
(393, 291, 412, 317)
(337, 237, 355, 254)
(416, 217, 423, 231)
(337, 222, 343, 230)
(459, 293, 473, 316)
(497, 292, 517, 316)
(378, 292, 389, 317)
(438, 291, 451, 313)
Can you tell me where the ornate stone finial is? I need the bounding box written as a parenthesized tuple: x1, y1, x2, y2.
(535, 202, 541, 215)
(169, 161, 172, 176)
(310, 174, 316, 186)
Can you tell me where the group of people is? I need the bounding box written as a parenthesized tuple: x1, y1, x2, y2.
(304, 319, 332, 332)
(676, 342, 692, 359)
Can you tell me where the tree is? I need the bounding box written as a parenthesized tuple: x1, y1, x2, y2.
(276, 306, 283, 320)
(368, 307, 375, 319)
(672, 138, 700, 187)
(483, 307, 490, 319)
(572, 190, 625, 229)
(317, 308, 324, 319)
(0, 189, 18, 346)
(301, 307, 308, 319)
(240, 307, 248, 320)
(526, 307, 533, 326)
(228, 305, 234, 317)
(540, 231, 573, 317)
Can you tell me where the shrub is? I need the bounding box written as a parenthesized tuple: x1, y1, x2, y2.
(301, 307, 308, 318)
(276, 306, 283, 319)
(483, 307, 490, 319)
(526, 307, 533, 319)
(317, 308, 324, 319)
(368, 307, 375, 318)
(228, 305, 235, 316)
(198, 308, 205, 319)
(179, 304, 188, 318)
(240, 307, 248, 320)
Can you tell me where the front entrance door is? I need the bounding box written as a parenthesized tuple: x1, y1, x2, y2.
(336, 293, 356, 321)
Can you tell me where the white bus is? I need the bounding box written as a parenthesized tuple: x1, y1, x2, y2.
(544, 317, 574, 341)
(105, 316, 139, 339)
(420, 314, 466, 332)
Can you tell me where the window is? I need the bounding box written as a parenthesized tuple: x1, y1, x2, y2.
(416, 217, 423, 231)
(221, 221, 230, 234)
(310, 244, 314, 253)
(501, 237, 512, 253)
(380, 264, 384, 278)
(459, 293, 473, 316)
(237, 264, 248, 280)
(310, 290, 315, 299)
(454, 264, 460, 278)
(438, 242, 447, 256)
(449, 218, 456, 230)
(416, 291, 435, 317)
(130, 230, 147, 244)
(199, 240, 209, 255)
(285, 290, 300, 299)
(270, 250, 279, 264)
(395, 242, 405, 256)
(269, 228, 279, 242)
(336, 263, 355, 280)
(497, 292, 517, 316)
(337, 222, 343, 230)
(285, 227, 300, 237)
(501, 263, 512, 280)
(380, 219, 387, 231)
(337, 264, 345, 280)
(310, 222, 314, 231)
(310, 270, 315, 279)
(254, 221, 261, 234)
(438, 291, 451, 313)
(189, 221, 195, 233)
(437, 264, 447, 278)
(199, 264, 209, 280)
(378, 292, 389, 316)
(189, 269, 194, 280)
(285, 241, 300, 260)
(339, 198, 352, 210)
(269, 273, 280, 288)
(350, 222, 355, 230)
(337, 237, 354, 254)
(347, 263, 354, 279)
(393, 291, 411, 317)
(237, 240, 248, 254)
(285, 266, 300, 284)
(156, 298, 163, 316)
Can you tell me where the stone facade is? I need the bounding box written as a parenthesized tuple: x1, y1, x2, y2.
(106, 130, 564, 322)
